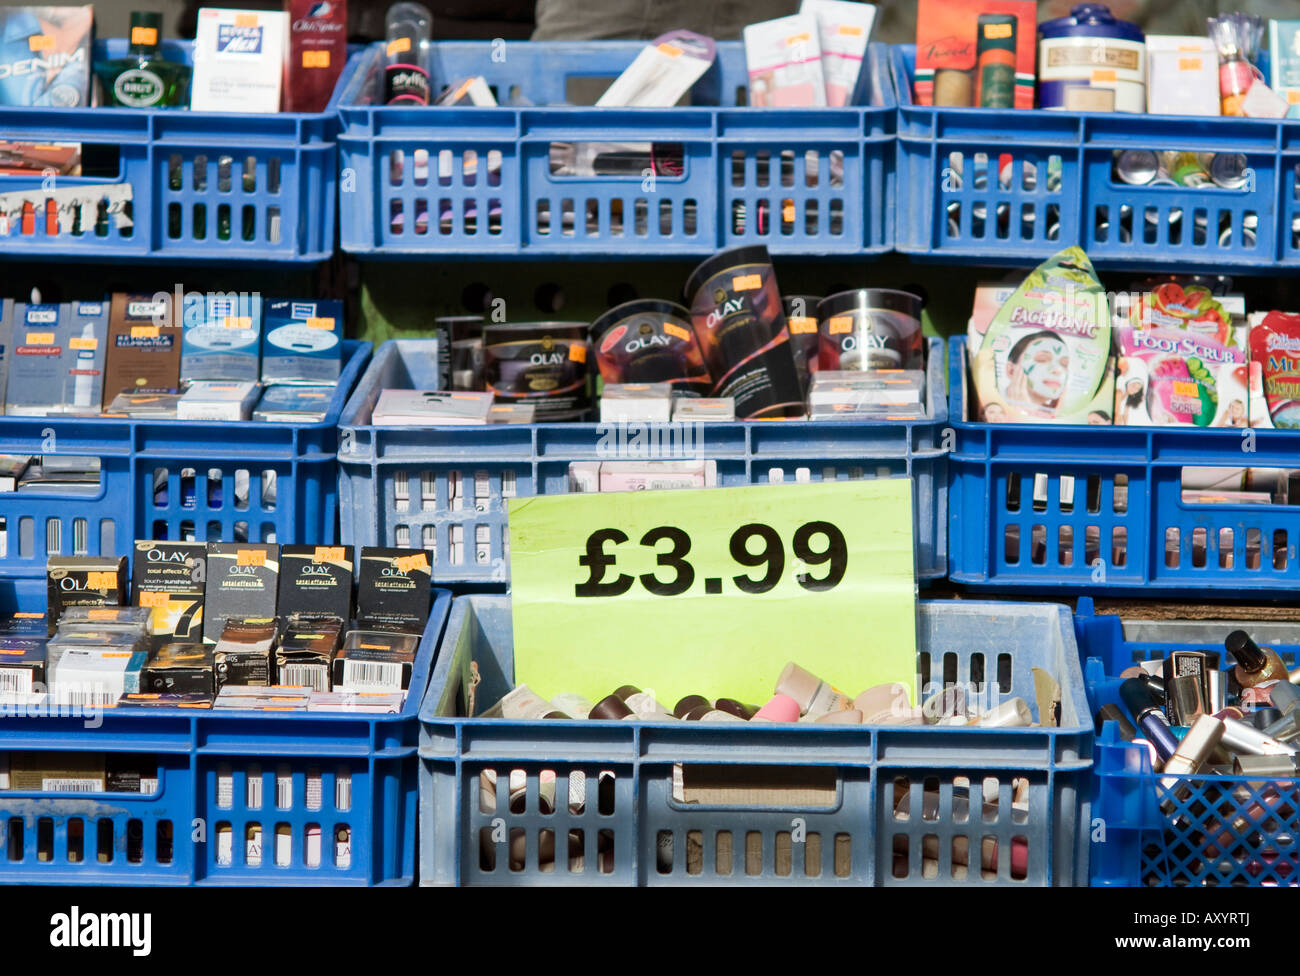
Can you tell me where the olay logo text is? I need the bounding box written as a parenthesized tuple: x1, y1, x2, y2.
(145, 549, 188, 562)
(705, 298, 745, 326)
(625, 334, 671, 353)
(227, 565, 259, 576)
(299, 565, 334, 576)
(529, 352, 565, 365)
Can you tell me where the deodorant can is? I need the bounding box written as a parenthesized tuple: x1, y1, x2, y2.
(1038, 3, 1145, 113)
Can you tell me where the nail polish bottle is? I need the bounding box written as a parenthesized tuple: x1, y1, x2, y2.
(1226, 630, 1289, 688)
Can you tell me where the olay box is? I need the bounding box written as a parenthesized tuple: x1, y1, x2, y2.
(102, 293, 182, 408)
(132, 541, 206, 647)
(260, 298, 343, 384)
(203, 544, 280, 643)
(283, 0, 347, 113)
(277, 545, 353, 626)
(913, 0, 1036, 109)
(46, 556, 128, 635)
(355, 547, 431, 634)
(213, 617, 278, 688)
(332, 629, 419, 691)
(0, 637, 47, 694)
(141, 643, 216, 697)
(275, 619, 343, 691)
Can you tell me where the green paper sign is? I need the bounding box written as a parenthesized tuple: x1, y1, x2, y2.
(507, 479, 917, 708)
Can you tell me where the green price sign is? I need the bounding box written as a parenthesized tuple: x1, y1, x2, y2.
(507, 479, 917, 706)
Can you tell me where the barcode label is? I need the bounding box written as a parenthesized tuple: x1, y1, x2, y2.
(247, 769, 263, 809)
(55, 689, 117, 707)
(0, 670, 32, 695)
(276, 766, 292, 809)
(42, 778, 101, 792)
(282, 664, 329, 692)
(306, 769, 322, 811)
(343, 661, 403, 690)
(217, 767, 233, 809)
(475, 471, 490, 512)
(335, 769, 352, 811)
(140, 775, 159, 794)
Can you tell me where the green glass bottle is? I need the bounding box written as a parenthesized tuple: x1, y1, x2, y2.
(94, 12, 192, 108)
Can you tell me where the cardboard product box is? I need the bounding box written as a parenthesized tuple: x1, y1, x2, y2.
(598, 382, 673, 424)
(5, 303, 70, 416)
(252, 384, 332, 422)
(276, 545, 353, 626)
(102, 293, 182, 409)
(371, 390, 494, 425)
(0, 636, 47, 695)
(180, 293, 262, 383)
(283, 0, 347, 113)
(0, 6, 94, 108)
(58, 300, 108, 414)
(355, 547, 431, 634)
(275, 619, 342, 691)
(333, 629, 419, 691)
(176, 381, 260, 421)
(7, 752, 105, 792)
(212, 617, 277, 688)
(203, 544, 280, 643)
(599, 459, 718, 492)
(743, 13, 827, 107)
(141, 643, 216, 696)
(671, 397, 735, 422)
(260, 299, 343, 385)
(191, 8, 288, 113)
(0, 610, 46, 636)
(117, 693, 211, 708)
(307, 690, 405, 712)
(46, 556, 128, 635)
(132, 540, 207, 646)
(212, 684, 311, 710)
(50, 647, 146, 705)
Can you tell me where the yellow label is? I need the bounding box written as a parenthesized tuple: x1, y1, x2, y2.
(28, 34, 53, 51)
(789, 317, 817, 335)
(314, 546, 346, 563)
(0, 649, 24, 656)
(732, 274, 762, 291)
(663, 322, 691, 342)
(131, 26, 158, 45)
(838, 24, 864, 36)
(782, 202, 795, 223)
(657, 42, 682, 58)
(14, 613, 42, 619)
(235, 13, 259, 27)
(829, 315, 853, 335)
(138, 591, 169, 608)
(1178, 57, 1204, 72)
(223, 316, 252, 330)
(359, 643, 389, 650)
(394, 553, 429, 574)
(1176, 44, 1203, 52)
(25, 332, 54, 345)
(69, 337, 98, 350)
(785, 32, 812, 45)
(302, 50, 330, 68)
(568, 343, 587, 363)
(387, 36, 411, 56)
(1290, 91, 1300, 105)
(301, 392, 326, 398)
(237, 549, 266, 567)
(1091, 69, 1118, 82)
(102, 652, 133, 659)
(1172, 380, 1198, 397)
(984, 22, 1013, 39)
(306, 316, 335, 330)
(131, 325, 159, 339)
(88, 609, 118, 620)
(87, 572, 117, 589)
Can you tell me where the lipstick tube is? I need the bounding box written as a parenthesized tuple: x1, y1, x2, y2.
(1159, 715, 1225, 797)
(1120, 677, 1180, 762)
(1219, 716, 1296, 757)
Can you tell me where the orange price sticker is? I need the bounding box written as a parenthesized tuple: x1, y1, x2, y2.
(663, 322, 691, 341)
(394, 553, 430, 574)
(25, 332, 54, 345)
(305, 317, 335, 330)
(1091, 69, 1118, 82)
(138, 591, 170, 608)
(87, 572, 118, 589)
(387, 36, 411, 56)
(69, 337, 98, 350)
(236, 549, 267, 567)
(302, 50, 330, 68)
(1178, 57, 1204, 72)
(14, 613, 42, 619)
(568, 343, 587, 363)
(1172, 380, 1198, 397)
(235, 13, 259, 27)
(28, 34, 53, 51)
(829, 315, 853, 335)
(788, 317, 817, 335)
(131, 26, 158, 45)
(732, 274, 762, 291)
(984, 22, 1013, 39)
(314, 546, 346, 563)
(88, 609, 118, 620)
(785, 32, 811, 45)
(837, 24, 864, 36)
(359, 643, 389, 650)
(223, 316, 252, 330)
(131, 325, 159, 339)
(657, 43, 683, 58)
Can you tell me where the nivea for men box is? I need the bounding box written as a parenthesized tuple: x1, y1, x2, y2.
(203, 543, 280, 643)
(102, 293, 182, 409)
(277, 545, 353, 626)
(5, 303, 70, 416)
(181, 293, 263, 383)
(261, 299, 343, 385)
(59, 300, 108, 414)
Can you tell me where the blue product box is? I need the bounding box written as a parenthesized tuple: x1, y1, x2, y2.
(180, 292, 263, 383)
(61, 300, 108, 414)
(261, 298, 343, 385)
(5, 302, 71, 416)
(252, 383, 332, 421)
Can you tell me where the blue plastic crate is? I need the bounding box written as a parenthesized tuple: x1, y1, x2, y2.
(947, 336, 1300, 595)
(338, 41, 895, 257)
(0, 574, 450, 885)
(1078, 599, 1300, 886)
(0, 39, 361, 263)
(417, 594, 1091, 886)
(893, 45, 1296, 270)
(337, 337, 946, 585)
(0, 341, 371, 576)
